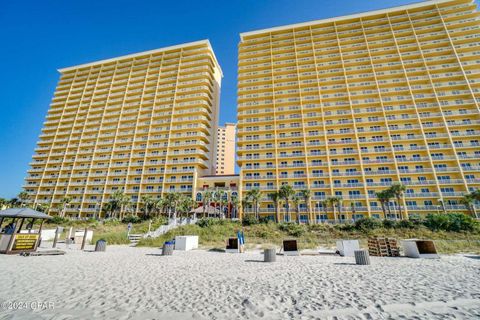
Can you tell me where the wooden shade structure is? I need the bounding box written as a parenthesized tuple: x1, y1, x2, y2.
(190, 205, 220, 216)
(0, 208, 52, 254)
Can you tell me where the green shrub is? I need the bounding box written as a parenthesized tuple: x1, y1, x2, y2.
(134, 216, 168, 232)
(103, 219, 121, 226)
(307, 223, 332, 232)
(50, 216, 70, 225)
(278, 222, 305, 237)
(83, 218, 99, 228)
(242, 216, 259, 226)
(258, 216, 272, 224)
(354, 218, 382, 230)
(336, 223, 356, 232)
(382, 219, 397, 229)
(398, 219, 421, 229)
(423, 214, 450, 231)
(258, 230, 271, 238)
(197, 218, 215, 228)
(448, 213, 479, 232)
(121, 215, 142, 224)
(424, 213, 478, 232)
(250, 224, 276, 239)
(216, 219, 229, 226)
(196, 218, 231, 228)
(151, 216, 168, 226)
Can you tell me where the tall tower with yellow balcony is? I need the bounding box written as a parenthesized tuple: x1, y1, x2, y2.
(25, 40, 222, 217)
(237, 0, 480, 221)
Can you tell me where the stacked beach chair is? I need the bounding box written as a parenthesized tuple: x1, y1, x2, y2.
(368, 237, 400, 257)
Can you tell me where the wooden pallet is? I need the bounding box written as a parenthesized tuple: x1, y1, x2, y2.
(385, 238, 400, 257)
(368, 237, 400, 257)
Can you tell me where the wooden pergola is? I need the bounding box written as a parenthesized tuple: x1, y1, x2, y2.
(190, 205, 220, 217)
(0, 208, 52, 254)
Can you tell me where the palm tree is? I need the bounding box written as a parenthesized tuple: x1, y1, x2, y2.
(178, 196, 196, 219)
(102, 202, 114, 218)
(140, 195, 156, 218)
(164, 192, 181, 221)
(18, 191, 30, 207)
(319, 199, 329, 222)
(269, 191, 281, 223)
(155, 198, 167, 217)
(350, 202, 357, 221)
(460, 194, 477, 218)
(389, 183, 406, 220)
(123, 202, 135, 218)
(171, 192, 181, 220)
(300, 189, 311, 224)
(376, 190, 389, 218)
(163, 193, 174, 219)
(327, 196, 342, 222)
(279, 184, 295, 222)
(326, 197, 334, 221)
(241, 198, 250, 219)
(377, 189, 394, 218)
(471, 189, 480, 201)
(110, 191, 128, 219)
(225, 190, 232, 218)
(223, 198, 230, 219)
(0, 198, 7, 210)
(292, 195, 301, 224)
(385, 189, 394, 217)
(8, 198, 19, 208)
(216, 191, 224, 219)
(60, 196, 72, 218)
(218, 190, 227, 219)
(212, 190, 221, 218)
(202, 191, 212, 218)
(188, 196, 198, 218)
(464, 189, 480, 219)
(246, 188, 261, 219)
(37, 203, 50, 213)
(117, 192, 131, 220)
(231, 197, 240, 219)
(337, 197, 343, 221)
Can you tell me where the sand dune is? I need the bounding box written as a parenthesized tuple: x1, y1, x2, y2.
(0, 244, 479, 319)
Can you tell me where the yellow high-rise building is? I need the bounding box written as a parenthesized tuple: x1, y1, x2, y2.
(237, 0, 480, 221)
(215, 123, 236, 175)
(25, 40, 222, 217)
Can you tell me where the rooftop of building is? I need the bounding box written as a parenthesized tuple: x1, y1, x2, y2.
(58, 39, 223, 76)
(218, 123, 236, 128)
(240, 0, 468, 40)
(199, 174, 239, 178)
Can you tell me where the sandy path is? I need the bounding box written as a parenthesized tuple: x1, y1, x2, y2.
(0, 245, 479, 319)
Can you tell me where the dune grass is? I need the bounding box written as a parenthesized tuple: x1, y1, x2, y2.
(137, 220, 480, 254)
(92, 231, 131, 245)
(40, 218, 480, 253)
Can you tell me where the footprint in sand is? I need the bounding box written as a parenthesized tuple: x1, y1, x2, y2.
(242, 298, 265, 317)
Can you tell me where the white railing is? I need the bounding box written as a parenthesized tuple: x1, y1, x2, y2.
(144, 217, 198, 239)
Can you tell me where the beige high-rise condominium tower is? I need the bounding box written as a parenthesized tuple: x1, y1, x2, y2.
(25, 40, 222, 217)
(215, 123, 236, 175)
(237, 0, 480, 221)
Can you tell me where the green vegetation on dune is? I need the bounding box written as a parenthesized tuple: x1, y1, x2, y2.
(37, 214, 480, 253)
(137, 216, 480, 254)
(92, 231, 131, 245)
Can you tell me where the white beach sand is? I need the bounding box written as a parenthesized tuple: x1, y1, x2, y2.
(0, 244, 479, 320)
